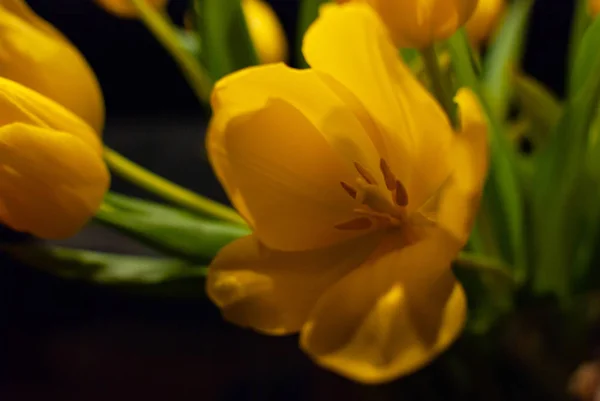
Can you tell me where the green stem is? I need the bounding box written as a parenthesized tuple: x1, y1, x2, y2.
(130, 0, 213, 102)
(104, 147, 246, 226)
(420, 46, 457, 126)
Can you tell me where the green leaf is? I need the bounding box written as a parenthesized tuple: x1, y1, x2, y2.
(296, 0, 330, 68)
(400, 48, 419, 66)
(4, 245, 208, 298)
(571, 107, 600, 291)
(96, 192, 250, 263)
(568, 0, 593, 85)
(193, 0, 259, 80)
(570, 12, 600, 98)
(454, 252, 515, 334)
(482, 0, 534, 122)
(513, 73, 562, 140)
(447, 29, 527, 282)
(531, 16, 600, 298)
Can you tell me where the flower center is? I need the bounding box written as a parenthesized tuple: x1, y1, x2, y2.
(335, 159, 409, 231)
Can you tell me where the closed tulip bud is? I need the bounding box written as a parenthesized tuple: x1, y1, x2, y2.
(0, 0, 104, 133)
(466, 0, 506, 46)
(338, 0, 478, 49)
(242, 0, 288, 64)
(0, 77, 109, 239)
(95, 0, 167, 19)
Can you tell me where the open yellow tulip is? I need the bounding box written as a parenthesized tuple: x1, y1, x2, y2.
(0, 78, 109, 239)
(242, 0, 288, 64)
(206, 3, 488, 384)
(95, 0, 167, 19)
(0, 0, 104, 133)
(339, 0, 478, 48)
(466, 0, 506, 46)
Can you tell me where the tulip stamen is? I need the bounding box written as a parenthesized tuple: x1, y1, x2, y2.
(393, 180, 409, 206)
(337, 160, 411, 231)
(379, 159, 396, 190)
(354, 162, 376, 185)
(340, 181, 357, 199)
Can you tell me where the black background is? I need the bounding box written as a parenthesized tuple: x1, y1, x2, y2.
(0, 1, 577, 400)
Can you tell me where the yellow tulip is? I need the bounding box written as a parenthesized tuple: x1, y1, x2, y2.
(0, 0, 104, 133)
(206, 3, 488, 384)
(590, 0, 600, 17)
(94, 0, 167, 19)
(0, 77, 109, 239)
(465, 0, 506, 46)
(339, 0, 478, 48)
(242, 0, 288, 64)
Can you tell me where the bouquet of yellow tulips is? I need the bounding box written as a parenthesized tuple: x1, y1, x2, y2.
(4, 0, 600, 397)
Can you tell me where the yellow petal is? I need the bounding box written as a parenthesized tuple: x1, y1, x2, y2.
(364, 0, 478, 48)
(0, 123, 109, 239)
(208, 64, 382, 251)
(590, 0, 600, 17)
(303, 3, 455, 212)
(242, 0, 288, 64)
(94, 0, 167, 19)
(465, 0, 506, 46)
(435, 89, 489, 244)
(0, 0, 105, 132)
(300, 228, 465, 384)
(0, 77, 102, 155)
(207, 232, 382, 335)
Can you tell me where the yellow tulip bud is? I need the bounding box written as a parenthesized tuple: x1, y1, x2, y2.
(465, 0, 506, 46)
(0, 77, 109, 239)
(0, 0, 104, 133)
(242, 0, 288, 64)
(590, 0, 600, 17)
(95, 0, 167, 19)
(339, 0, 478, 49)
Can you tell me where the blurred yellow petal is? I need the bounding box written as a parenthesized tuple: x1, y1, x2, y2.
(300, 228, 465, 384)
(590, 0, 600, 17)
(0, 123, 109, 239)
(95, 0, 167, 19)
(361, 0, 478, 48)
(242, 0, 288, 64)
(207, 232, 382, 335)
(434, 89, 489, 244)
(0, 77, 102, 154)
(0, 0, 104, 132)
(208, 64, 383, 251)
(465, 0, 506, 46)
(303, 3, 455, 210)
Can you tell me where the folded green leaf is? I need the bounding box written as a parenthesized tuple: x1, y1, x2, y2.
(178, 29, 202, 58)
(447, 29, 527, 282)
(296, 0, 330, 68)
(513, 73, 561, 138)
(454, 252, 515, 334)
(193, 0, 259, 80)
(482, 0, 534, 122)
(4, 245, 208, 298)
(96, 192, 250, 263)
